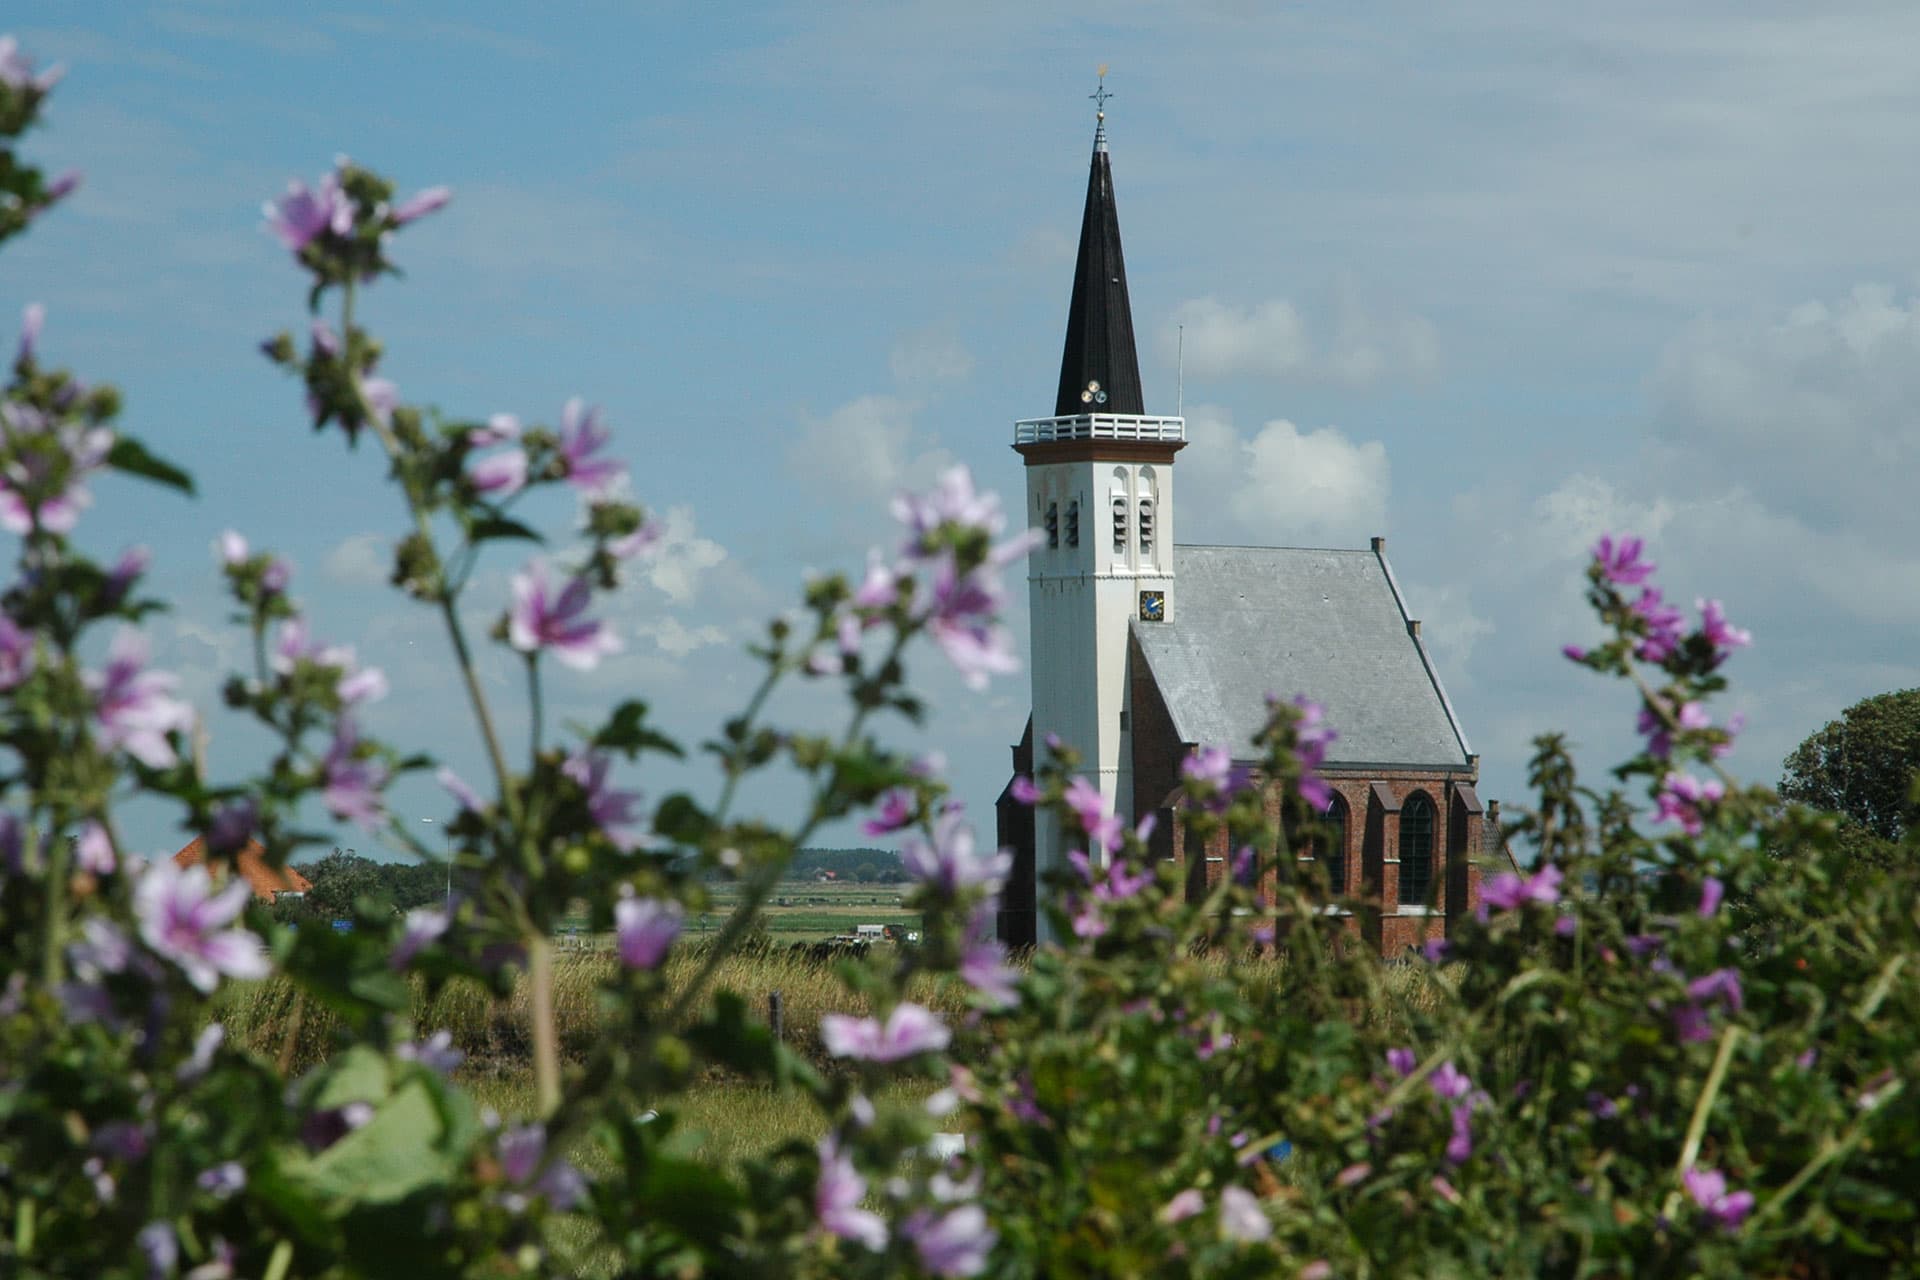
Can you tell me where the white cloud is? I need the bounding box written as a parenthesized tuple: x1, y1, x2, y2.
(889, 329, 975, 388)
(1179, 406, 1390, 545)
(633, 616, 730, 658)
(321, 532, 389, 587)
(641, 505, 726, 605)
(787, 394, 954, 509)
(1164, 284, 1438, 388)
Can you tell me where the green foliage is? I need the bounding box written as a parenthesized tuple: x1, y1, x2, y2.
(1780, 687, 1920, 843)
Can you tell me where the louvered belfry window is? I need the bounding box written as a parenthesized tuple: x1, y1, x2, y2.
(1398, 793, 1435, 905)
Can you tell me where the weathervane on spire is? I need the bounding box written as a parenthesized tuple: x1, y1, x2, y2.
(1091, 64, 1112, 150)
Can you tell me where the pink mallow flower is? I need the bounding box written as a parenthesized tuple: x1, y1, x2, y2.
(390, 907, 448, 970)
(1479, 864, 1564, 921)
(496, 1124, 587, 1214)
(1699, 876, 1725, 918)
(902, 810, 1010, 897)
(1159, 1188, 1205, 1224)
(1592, 533, 1655, 586)
(390, 185, 451, 226)
(1285, 695, 1338, 810)
(562, 749, 645, 850)
(1698, 598, 1751, 664)
(1387, 1048, 1417, 1077)
(861, 787, 915, 837)
(821, 1002, 951, 1063)
(0, 411, 114, 534)
(1429, 1061, 1473, 1102)
(507, 562, 619, 670)
(556, 397, 624, 496)
(815, 1134, 887, 1250)
(903, 1204, 996, 1277)
(1063, 776, 1123, 853)
(88, 631, 194, 769)
(1217, 1186, 1272, 1243)
(133, 862, 270, 993)
(263, 170, 354, 252)
(1655, 773, 1725, 836)
(0, 36, 68, 93)
(0, 613, 33, 689)
(469, 448, 528, 497)
(1683, 1166, 1755, 1231)
(1446, 1103, 1475, 1165)
(922, 552, 1020, 690)
(1637, 699, 1711, 761)
(1631, 588, 1687, 663)
(322, 720, 388, 829)
(614, 893, 683, 970)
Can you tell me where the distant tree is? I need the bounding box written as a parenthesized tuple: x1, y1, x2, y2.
(854, 861, 880, 884)
(1779, 689, 1920, 864)
(296, 848, 390, 921)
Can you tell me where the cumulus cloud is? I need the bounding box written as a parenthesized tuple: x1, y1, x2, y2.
(632, 616, 730, 657)
(1178, 406, 1390, 545)
(640, 505, 726, 605)
(787, 394, 954, 509)
(1652, 284, 1920, 538)
(321, 532, 388, 587)
(889, 328, 975, 388)
(1165, 283, 1438, 388)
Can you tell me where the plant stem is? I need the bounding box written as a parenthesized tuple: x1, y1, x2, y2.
(40, 816, 65, 987)
(528, 934, 561, 1117)
(525, 655, 543, 765)
(1660, 1024, 1742, 1223)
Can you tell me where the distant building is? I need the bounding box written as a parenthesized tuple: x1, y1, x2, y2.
(171, 836, 312, 904)
(995, 95, 1486, 956)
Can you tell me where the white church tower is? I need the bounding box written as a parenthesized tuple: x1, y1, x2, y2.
(1007, 81, 1185, 944)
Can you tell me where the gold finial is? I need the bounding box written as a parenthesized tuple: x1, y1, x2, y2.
(1090, 65, 1112, 119)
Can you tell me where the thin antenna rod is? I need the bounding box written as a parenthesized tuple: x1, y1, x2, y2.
(1176, 324, 1185, 417)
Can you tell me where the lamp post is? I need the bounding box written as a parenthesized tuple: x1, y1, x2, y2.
(422, 817, 450, 910)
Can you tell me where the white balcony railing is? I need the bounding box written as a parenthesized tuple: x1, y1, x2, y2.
(1013, 414, 1187, 446)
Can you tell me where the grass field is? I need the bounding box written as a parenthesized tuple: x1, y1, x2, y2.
(560, 879, 923, 945)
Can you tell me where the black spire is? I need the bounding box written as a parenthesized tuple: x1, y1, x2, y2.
(1053, 113, 1145, 418)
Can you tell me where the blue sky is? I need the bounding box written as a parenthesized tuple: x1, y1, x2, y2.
(12, 3, 1920, 860)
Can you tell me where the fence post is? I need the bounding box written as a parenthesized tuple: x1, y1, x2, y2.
(768, 989, 783, 1044)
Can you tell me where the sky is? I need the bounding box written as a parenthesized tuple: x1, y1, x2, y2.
(10, 2, 1920, 861)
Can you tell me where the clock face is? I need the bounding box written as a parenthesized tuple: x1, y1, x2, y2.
(1139, 590, 1165, 622)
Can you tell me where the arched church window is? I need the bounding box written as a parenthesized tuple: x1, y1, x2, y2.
(1065, 500, 1079, 547)
(1111, 493, 1129, 549)
(1044, 502, 1059, 549)
(1319, 794, 1349, 894)
(1398, 792, 1435, 906)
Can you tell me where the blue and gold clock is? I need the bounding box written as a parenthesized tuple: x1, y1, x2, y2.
(1139, 590, 1165, 622)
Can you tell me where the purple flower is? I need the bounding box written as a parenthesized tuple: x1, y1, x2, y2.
(469, 447, 528, 497)
(1655, 772, 1725, 836)
(0, 37, 65, 92)
(1429, 1061, 1472, 1101)
(1698, 598, 1751, 663)
(0, 613, 32, 689)
(391, 907, 449, 970)
(359, 376, 399, 427)
(1479, 864, 1564, 920)
(507, 561, 619, 670)
(1422, 936, 1452, 963)
(851, 551, 900, 609)
(1671, 1002, 1713, 1043)
(1683, 1166, 1755, 1230)
(1445, 1103, 1474, 1165)
(563, 749, 645, 849)
(133, 862, 270, 993)
(496, 1124, 587, 1213)
(1588, 1091, 1619, 1120)
(1592, 533, 1655, 586)
(1217, 1185, 1271, 1243)
(469, 413, 520, 446)
(43, 170, 81, 204)
(336, 664, 388, 706)
(322, 720, 389, 828)
(1631, 588, 1687, 663)
(137, 1222, 178, 1280)
(1637, 699, 1710, 760)
(75, 821, 116, 875)
(1159, 1188, 1205, 1224)
(104, 545, 152, 606)
(556, 397, 624, 495)
(18, 302, 44, 365)
(0, 413, 115, 534)
(1387, 1047, 1417, 1077)
(207, 802, 254, 861)
(614, 894, 683, 969)
(438, 766, 484, 812)
(390, 185, 452, 225)
(1063, 776, 1123, 852)
(904, 1204, 996, 1276)
(608, 518, 662, 560)
(862, 787, 915, 836)
(1287, 696, 1339, 809)
(264, 170, 354, 252)
(1699, 876, 1724, 917)
(396, 1029, 465, 1074)
(217, 529, 249, 565)
(177, 1023, 224, 1083)
(1687, 967, 1744, 1012)
(195, 1162, 246, 1201)
(1561, 644, 1588, 662)
(1796, 1048, 1817, 1070)
(88, 632, 194, 769)
(892, 466, 1008, 553)
(815, 1134, 888, 1249)
(922, 553, 1020, 690)
(902, 811, 1010, 896)
(300, 1101, 375, 1152)
(821, 1002, 951, 1062)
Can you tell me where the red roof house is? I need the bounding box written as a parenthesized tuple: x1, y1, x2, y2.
(172, 837, 312, 903)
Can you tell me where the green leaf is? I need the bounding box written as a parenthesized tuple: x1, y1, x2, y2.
(106, 437, 195, 495)
(592, 700, 685, 759)
(468, 516, 543, 544)
(654, 793, 710, 844)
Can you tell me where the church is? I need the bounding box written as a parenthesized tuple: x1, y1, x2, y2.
(994, 94, 1487, 956)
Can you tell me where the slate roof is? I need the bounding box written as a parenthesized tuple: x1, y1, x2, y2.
(1052, 128, 1145, 417)
(1132, 544, 1473, 768)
